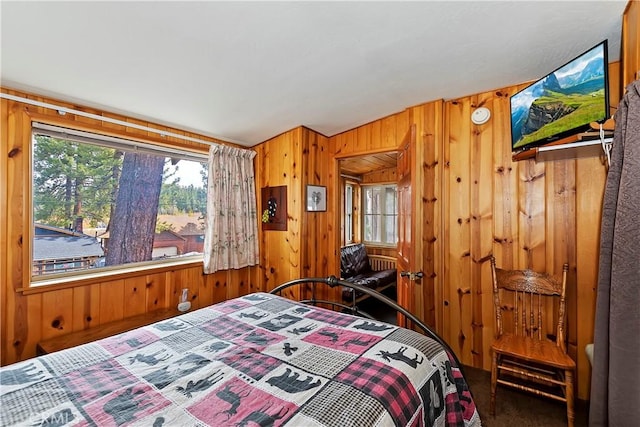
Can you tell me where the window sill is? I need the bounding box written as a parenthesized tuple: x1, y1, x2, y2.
(362, 242, 398, 250)
(20, 256, 203, 295)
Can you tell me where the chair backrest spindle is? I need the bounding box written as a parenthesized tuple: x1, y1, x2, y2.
(490, 256, 568, 346)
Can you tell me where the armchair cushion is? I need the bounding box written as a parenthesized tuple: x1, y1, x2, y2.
(340, 243, 397, 301)
(340, 243, 372, 278)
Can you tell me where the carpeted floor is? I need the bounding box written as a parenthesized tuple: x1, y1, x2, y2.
(463, 365, 588, 426)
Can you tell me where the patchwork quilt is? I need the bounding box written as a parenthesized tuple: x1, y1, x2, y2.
(0, 293, 480, 426)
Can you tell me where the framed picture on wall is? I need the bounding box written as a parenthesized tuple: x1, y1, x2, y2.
(306, 185, 326, 212)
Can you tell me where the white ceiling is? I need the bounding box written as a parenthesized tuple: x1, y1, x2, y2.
(1, 1, 627, 147)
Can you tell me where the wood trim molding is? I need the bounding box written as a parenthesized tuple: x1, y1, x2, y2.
(24, 109, 210, 155)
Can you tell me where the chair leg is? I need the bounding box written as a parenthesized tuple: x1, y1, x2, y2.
(490, 351, 498, 416)
(565, 369, 575, 427)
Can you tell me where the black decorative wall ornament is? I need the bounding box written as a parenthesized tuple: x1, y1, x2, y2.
(261, 186, 287, 231)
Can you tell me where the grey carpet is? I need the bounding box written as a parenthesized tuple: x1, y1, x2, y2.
(464, 365, 588, 426)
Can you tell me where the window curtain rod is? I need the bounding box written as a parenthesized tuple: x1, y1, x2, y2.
(0, 92, 247, 148)
(340, 173, 362, 182)
(33, 122, 208, 162)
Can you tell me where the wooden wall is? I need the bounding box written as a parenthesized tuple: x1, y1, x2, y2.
(443, 61, 620, 401)
(623, 0, 640, 86)
(253, 127, 336, 302)
(0, 89, 260, 366)
(324, 61, 620, 401)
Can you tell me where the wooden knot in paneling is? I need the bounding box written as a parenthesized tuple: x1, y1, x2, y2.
(8, 147, 21, 158)
(524, 172, 545, 183)
(51, 317, 65, 330)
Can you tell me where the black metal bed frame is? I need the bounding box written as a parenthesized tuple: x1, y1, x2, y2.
(270, 275, 465, 376)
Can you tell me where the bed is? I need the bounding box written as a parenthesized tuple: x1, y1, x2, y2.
(0, 276, 480, 427)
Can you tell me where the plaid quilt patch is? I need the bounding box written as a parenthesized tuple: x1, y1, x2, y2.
(255, 297, 297, 314)
(336, 357, 422, 427)
(304, 307, 356, 327)
(41, 343, 111, 375)
(201, 315, 255, 340)
(160, 326, 216, 353)
(218, 346, 282, 381)
(0, 292, 480, 427)
(0, 378, 70, 426)
(213, 299, 252, 314)
(61, 358, 134, 405)
(287, 344, 357, 378)
(297, 380, 387, 426)
(99, 328, 160, 356)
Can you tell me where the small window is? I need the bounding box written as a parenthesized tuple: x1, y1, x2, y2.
(31, 124, 208, 281)
(362, 184, 397, 245)
(344, 183, 354, 244)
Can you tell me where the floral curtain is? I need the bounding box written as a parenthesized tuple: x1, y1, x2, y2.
(203, 144, 259, 273)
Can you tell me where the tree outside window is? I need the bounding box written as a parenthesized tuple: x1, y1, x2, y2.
(32, 132, 207, 279)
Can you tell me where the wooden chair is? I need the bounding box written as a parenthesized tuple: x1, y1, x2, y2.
(489, 256, 575, 426)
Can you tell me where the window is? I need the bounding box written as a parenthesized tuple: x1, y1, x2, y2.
(31, 124, 208, 281)
(362, 184, 397, 245)
(344, 183, 354, 244)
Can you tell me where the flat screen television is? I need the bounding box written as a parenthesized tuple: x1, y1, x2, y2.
(510, 40, 609, 153)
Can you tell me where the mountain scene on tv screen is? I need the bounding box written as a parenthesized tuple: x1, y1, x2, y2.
(511, 49, 606, 150)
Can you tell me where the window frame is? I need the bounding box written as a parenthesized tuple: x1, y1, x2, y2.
(23, 114, 210, 290)
(344, 182, 355, 245)
(361, 183, 398, 247)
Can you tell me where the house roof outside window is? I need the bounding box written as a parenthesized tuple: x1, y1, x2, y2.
(34, 224, 104, 261)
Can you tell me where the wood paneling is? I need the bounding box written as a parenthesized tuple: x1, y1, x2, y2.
(340, 152, 398, 176)
(0, 89, 259, 366)
(623, 0, 640, 86)
(414, 101, 444, 331)
(323, 60, 621, 402)
(441, 60, 620, 401)
(254, 126, 337, 303)
(333, 110, 411, 157)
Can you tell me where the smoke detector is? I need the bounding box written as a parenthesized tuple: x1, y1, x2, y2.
(471, 107, 491, 125)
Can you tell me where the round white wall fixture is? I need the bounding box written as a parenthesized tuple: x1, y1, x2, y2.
(471, 107, 491, 125)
